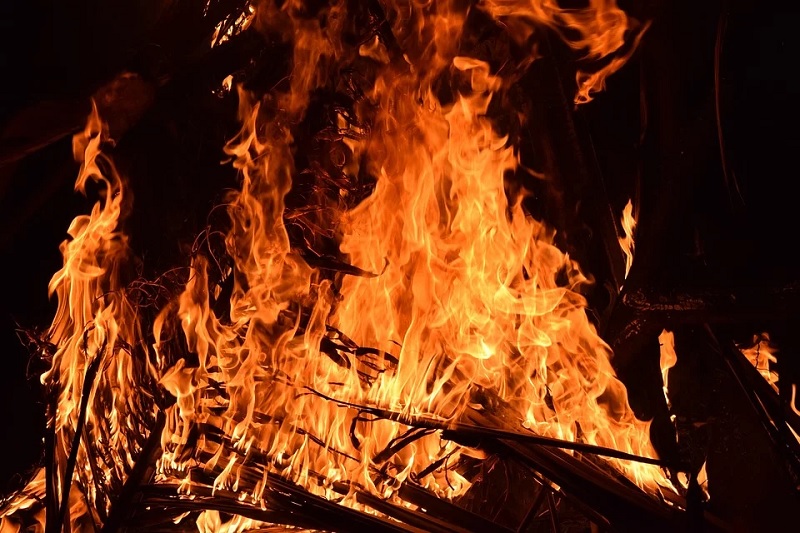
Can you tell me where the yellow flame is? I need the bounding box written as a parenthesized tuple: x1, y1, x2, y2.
(2, 103, 157, 530)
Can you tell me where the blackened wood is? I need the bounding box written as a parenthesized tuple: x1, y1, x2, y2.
(44, 401, 58, 533)
(545, 491, 561, 533)
(135, 481, 416, 533)
(497, 438, 683, 532)
(706, 326, 800, 479)
(100, 412, 166, 533)
(47, 338, 105, 533)
(677, 326, 800, 531)
(305, 388, 678, 468)
(607, 282, 800, 375)
(355, 491, 466, 533)
(515, 481, 549, 533)
(518, 31, 628, 300)
(397, 482, 514, 533)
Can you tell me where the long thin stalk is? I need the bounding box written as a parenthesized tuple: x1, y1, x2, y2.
(305, 388, 681, 470)
(47, 338, 106, 533)
(100, 412, 166, 533)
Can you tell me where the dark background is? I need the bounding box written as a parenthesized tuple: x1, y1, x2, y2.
(0, 0, 798, 525)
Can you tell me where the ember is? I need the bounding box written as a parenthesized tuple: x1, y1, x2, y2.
(1, 0, 798, 531)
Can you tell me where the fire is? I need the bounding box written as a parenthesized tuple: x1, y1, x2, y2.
(480, 0, 649, 104)
(2, 1, 674, 530)
(155, 0, 668, 507)
(0, 103, 157, 530)
(619, 198, 637, 282)
(211, 3, 256, 48)
(738, 332, 779, 392)
(47, 103, 158, 520)
(659, 329, 677, 410)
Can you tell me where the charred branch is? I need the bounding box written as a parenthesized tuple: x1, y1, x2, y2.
(100, 413, 166, 533)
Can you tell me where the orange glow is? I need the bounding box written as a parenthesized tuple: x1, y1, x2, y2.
(221, 74, 234, 93)
(1, 102, 157, 530)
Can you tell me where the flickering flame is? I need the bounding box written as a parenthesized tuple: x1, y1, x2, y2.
(1, 102, 157, 530)
(222, 74, 234, 93)
(619, 198, 637, 283)
(48, 102, 157, 520)
(697, 460, 710, 501)
(480, 0, 649, 104)
(2, 1, 673, 530)
(738, 332, 779, 392)
(659, 329, 677, 410)
(154, 0, 668, 508)
(211, 3, 255, 48)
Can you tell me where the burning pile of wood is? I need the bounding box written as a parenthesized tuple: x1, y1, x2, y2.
(1, 1, 797, 532)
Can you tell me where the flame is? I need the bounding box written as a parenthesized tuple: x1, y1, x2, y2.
(696, 460, 710, 501)
(658, 329, 677, 410)
(45, 103, 156, 522)
(2, 104, 157, 530)
(479, 0, 649, 104)
(153, 0, 668, 510)
(738, 332, 779, 392)
(211, 3, 256, 48)
(222, 74, 234, 93)
(0, 470, 46, 531)
(619, 198, 637, 283)
(3, 1, 672, 530)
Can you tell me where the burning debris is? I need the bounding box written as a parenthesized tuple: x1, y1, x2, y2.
(1, 0, 797, 531)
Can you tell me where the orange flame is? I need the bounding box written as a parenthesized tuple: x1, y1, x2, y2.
(1, 103, 157, 530)
(697, 460, 710, 501)
(619, 198, 637, 283)
(658, 329, 677, 410)
(211, 3, 256, 48)
(738, 332, 779, 392)
(480, 0, 649, 103)
(3, 1, 670, 530)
